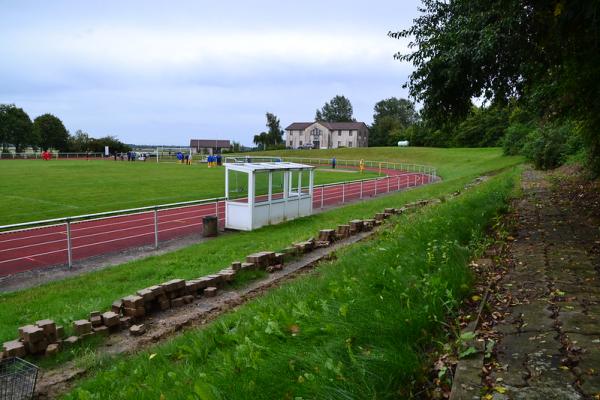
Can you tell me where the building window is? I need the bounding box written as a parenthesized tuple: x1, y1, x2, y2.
(349, 131, 353, 136)
(299, 140, 303, 146)
(338, 131, 341, 136)
(289, 141, 292, 146)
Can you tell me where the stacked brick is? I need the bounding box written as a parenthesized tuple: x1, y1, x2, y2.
(2, 203, 421, 360)
(1, 319, 65, 358)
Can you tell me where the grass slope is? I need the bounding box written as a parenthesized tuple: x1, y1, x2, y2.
(0, 160, 376, 225)
(64, 170, 518, 399)
(250, 146, 523, 180)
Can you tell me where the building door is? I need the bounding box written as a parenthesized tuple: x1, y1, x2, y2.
(313, 140, 320, 149)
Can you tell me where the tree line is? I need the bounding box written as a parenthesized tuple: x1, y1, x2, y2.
(390, 0, 600, 173)
(0, 103, 131, 154)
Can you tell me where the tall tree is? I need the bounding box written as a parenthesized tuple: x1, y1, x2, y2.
(33, 113, 69, 151)
(265, 112, 283, 146)
(390, 0, 600, 172)
(0, 104, 35, 153)
(370, 97, 418, 146)
(315, 95, 355, 122)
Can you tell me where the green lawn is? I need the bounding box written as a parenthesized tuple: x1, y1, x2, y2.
(63, 170, 519, 399)
(0, 160, 377, 225)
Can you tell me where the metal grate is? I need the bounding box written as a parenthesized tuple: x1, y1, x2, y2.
(0, 358, 39, 400)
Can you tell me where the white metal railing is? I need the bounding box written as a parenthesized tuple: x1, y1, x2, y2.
(0, 152, 105, 159)
(223, 155, 437, 180)
(0, 197, 226, 269)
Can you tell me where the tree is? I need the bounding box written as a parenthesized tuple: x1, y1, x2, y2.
(89, 136, 131, 154)
(68, 129, 93, 152)
(0, 104, 35, 153)
(253, 132, 269, 150)
(315, 95, 355, 122)
(370, 98, 418, 146)
(265, 112, 283, 146)
(33, 113, 69, 151)
(390, 0, 600, 173)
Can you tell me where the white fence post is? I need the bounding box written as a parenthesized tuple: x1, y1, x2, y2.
(66, 219, 72, 268)
(360, 180, 363, 199)
(374, 179, 377, 196)
(321, 186, 324, 209)
(154, 207, 159, 249)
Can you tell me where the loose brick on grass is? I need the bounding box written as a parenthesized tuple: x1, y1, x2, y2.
(241, 262, 255, 271)
(25, 338, 48, 355)
(45, 343, 60, 356)
(218, 269, 236, 282)
(2, 340, 26, 358)
(122, 295, 144, 309)
(363, 219, 375, 230)
(230, 261, 242, 271)
(20, 325, 45, 343)
(63, 336, 79, 346)
(204, 287, 218, 297)
(318, 229, 336, 242)
(36, 319, 57, 336)
(92, 325, 109, 335)
(111, 300, 123, 314)
(90, 315, 102, 327)
(349, 219, 364, 234)
(136, 288, 156, 302)
(101, 311, 119, 328)
(129, 324, 146, 336)
(124, 307, 145, 318)
(336, 225, 350, 239)
(73, 320, 92, 335)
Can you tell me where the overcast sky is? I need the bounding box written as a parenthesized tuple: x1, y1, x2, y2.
(0, 1, 419, 146)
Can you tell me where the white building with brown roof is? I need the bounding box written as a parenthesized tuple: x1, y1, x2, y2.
(285, 122, 369, 149)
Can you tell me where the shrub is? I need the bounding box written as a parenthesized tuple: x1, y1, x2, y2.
(502, 122, 533, 156)
(521, 122, 580, 169)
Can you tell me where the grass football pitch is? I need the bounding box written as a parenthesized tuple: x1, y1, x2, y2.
(0, 159, 378, 226)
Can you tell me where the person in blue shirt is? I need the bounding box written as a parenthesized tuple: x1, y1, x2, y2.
(332, 157, 336, 169)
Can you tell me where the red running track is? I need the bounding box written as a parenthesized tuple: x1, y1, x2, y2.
(0, 168, 432, 277)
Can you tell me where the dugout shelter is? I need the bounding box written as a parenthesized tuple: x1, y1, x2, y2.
(225, 161, 315, 231)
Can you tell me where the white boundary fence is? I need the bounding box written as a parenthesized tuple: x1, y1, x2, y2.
(0, 157, 437, 274)
(0, 152, 105, 159)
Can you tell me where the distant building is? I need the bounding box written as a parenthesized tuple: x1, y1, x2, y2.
(285, 122, 369, 149)
(190, 139, 231, 154)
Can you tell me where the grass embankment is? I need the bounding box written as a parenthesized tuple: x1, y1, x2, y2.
(64, 170, 518, 399)
(0, 160, 376, 225)
(250, 146, 522, 180)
